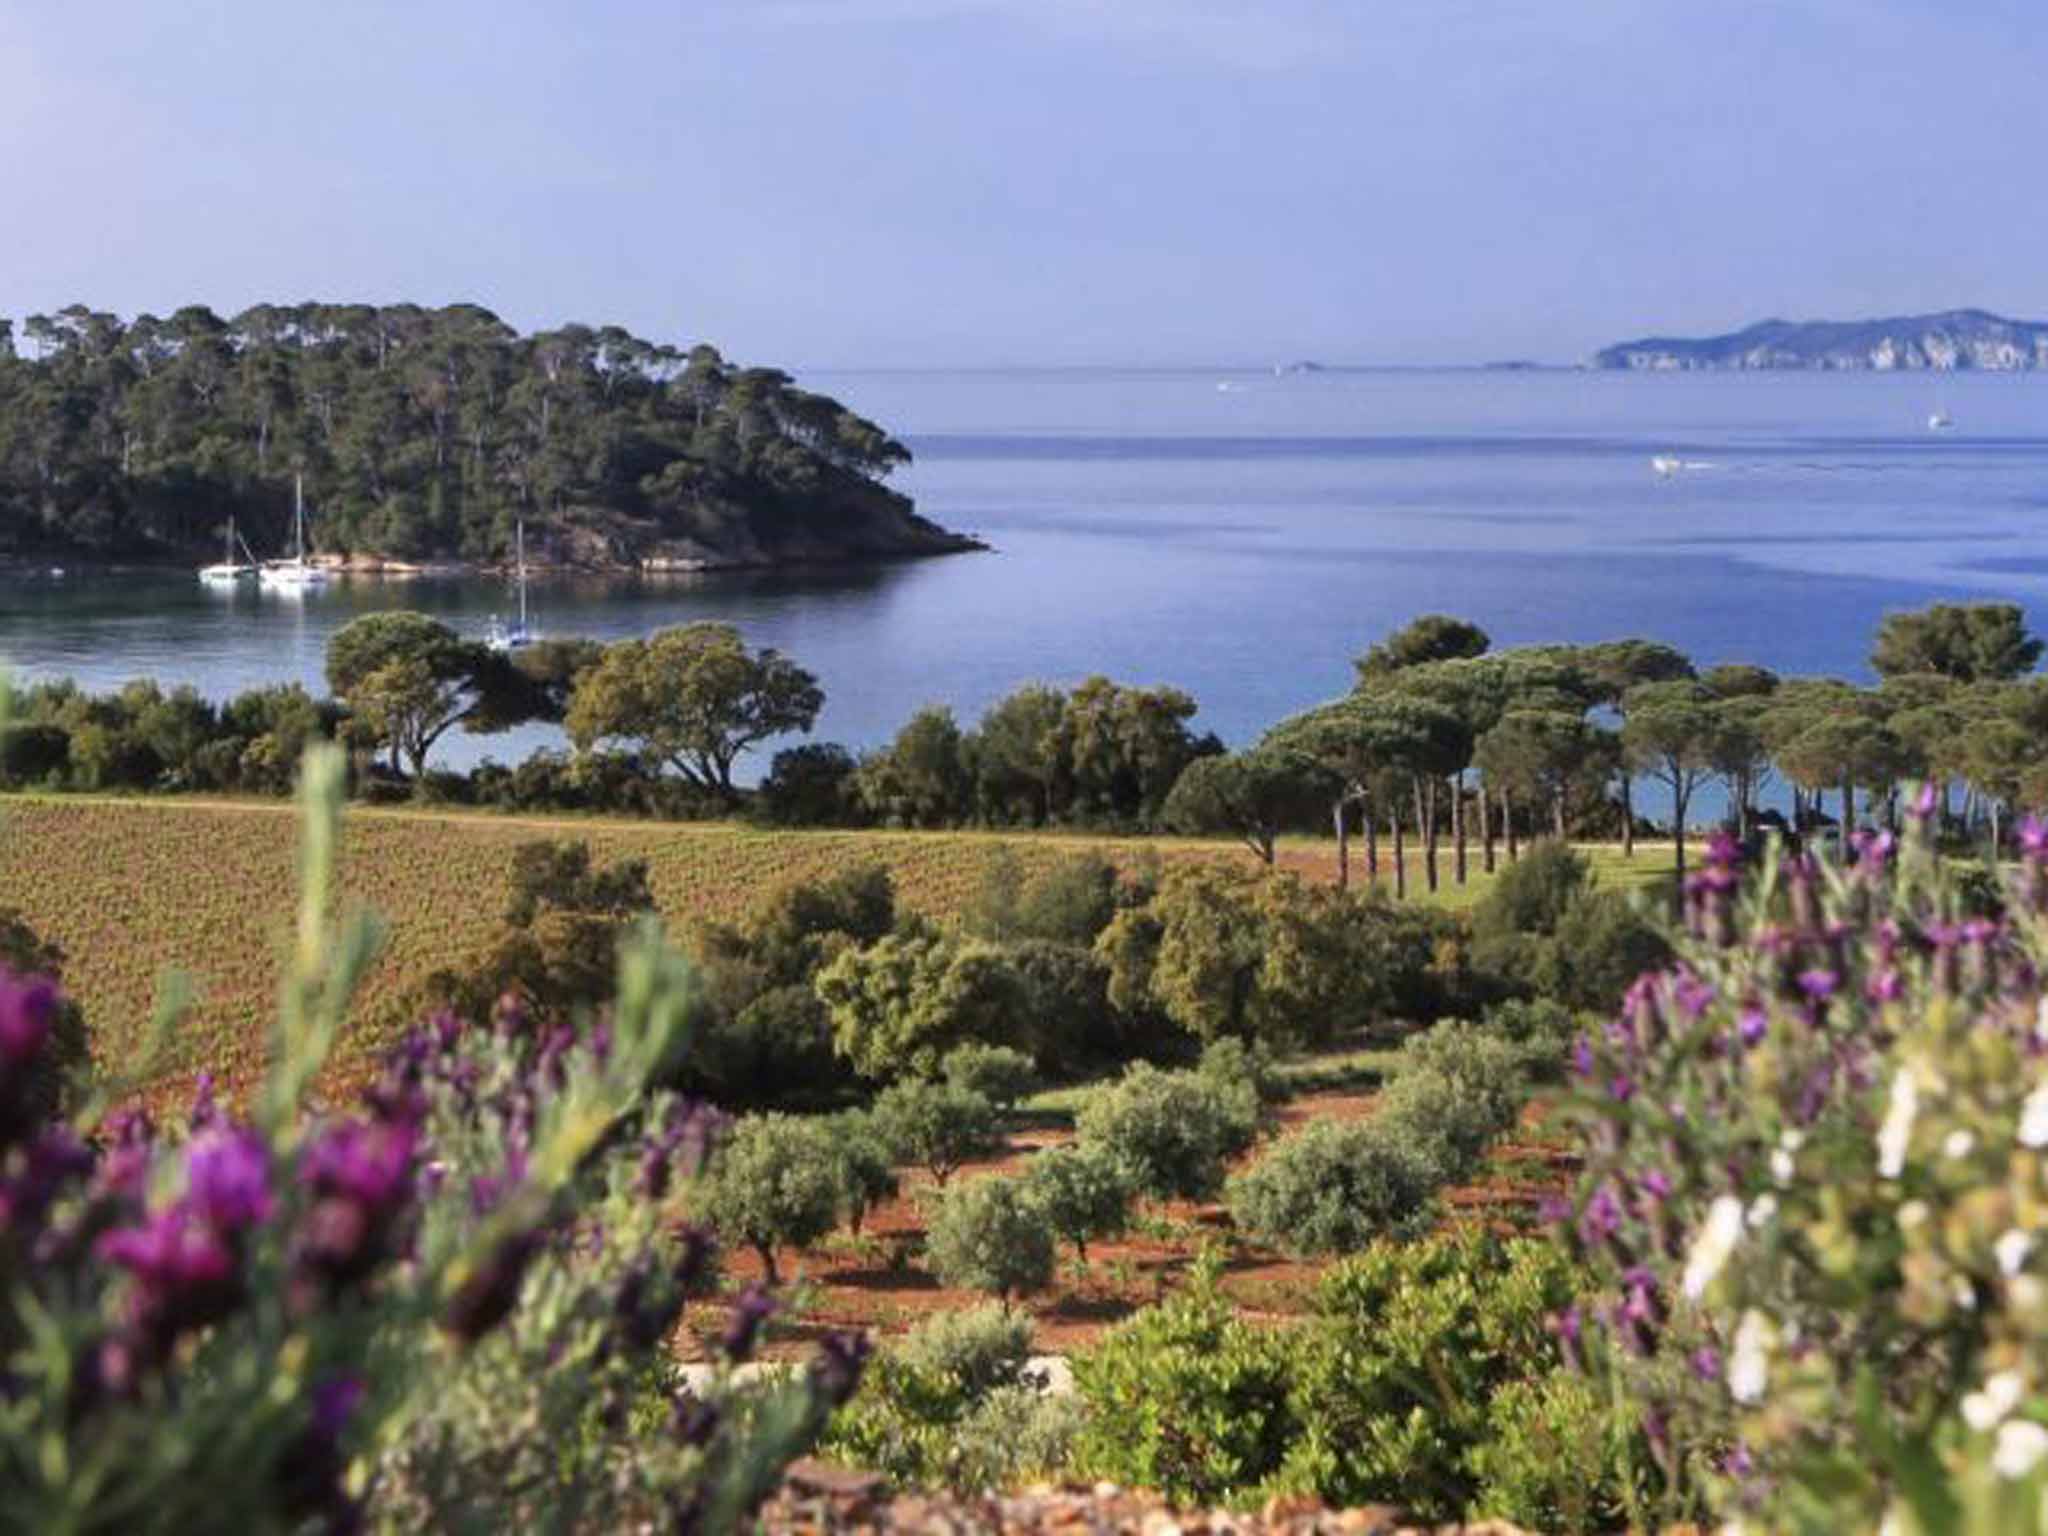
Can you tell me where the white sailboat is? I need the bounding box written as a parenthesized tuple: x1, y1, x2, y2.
(486, 519, 537, 652)
(259, 475, 333, 590)
(198, 516, 260, 585)
(1928, 379, 1955, 431)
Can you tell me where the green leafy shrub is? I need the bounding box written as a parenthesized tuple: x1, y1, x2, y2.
(1074, 1062, 1243, 1202)
(693, 1112, 846, 1282)
(1366, 1020, 1533, 1186)
(1068, 1252, 1298, 1504)
(1480, 995, 1579, 1075)
(940, 1041, 1039, 1110)
(948, 1385, 1086, 1492)
(893, 1303, 1036, 1397)
(1269, 1231, 1587, 1518)
(1467, 1369, 1642, 1533)
(923, 1176, 1056, 1305)
(1225, 1120, 1436, 1257)
(1469, 840, 1668, 1012)
(822, 1308, 1072, 1493)
(1005, 938, 1137, 1073)
(1095, 864, 1439, 1049)
(965, 849, 1122, 946)
(872, 1078, 1000, 1185)
(1024, 1142, 1133, 1261)
(815, 932, 1027, 1081)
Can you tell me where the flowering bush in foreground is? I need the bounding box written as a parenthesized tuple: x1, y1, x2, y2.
(1560, 806, 2048, 1534)
(0, 747, 864, 1534)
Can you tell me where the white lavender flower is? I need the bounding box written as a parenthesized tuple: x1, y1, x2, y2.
(1728, 1309, 1772, 1404)
(1878, 1068, 1919, 1179)
(1994, 1420, 2048, 1479)
(1964, 1371, 2025, 1431)
(1682, 1194, 1745, 1300)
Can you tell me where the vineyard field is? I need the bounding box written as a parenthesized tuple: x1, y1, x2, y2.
(0, 793, 1677, 1094)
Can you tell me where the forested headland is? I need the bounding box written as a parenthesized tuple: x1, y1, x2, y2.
(0, 303, 979, 569)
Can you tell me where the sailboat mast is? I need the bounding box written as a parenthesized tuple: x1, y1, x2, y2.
(517, 520, 529, 628)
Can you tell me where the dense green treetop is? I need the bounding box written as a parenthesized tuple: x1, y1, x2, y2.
(0, 302, 961, 564)
(1870, 602, 2044, 684)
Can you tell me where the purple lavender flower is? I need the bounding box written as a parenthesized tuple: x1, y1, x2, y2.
(0, 1127, 93, 1236)
(721, 1283, 778, 1363)
(1796, 969, 1839, 1003)
(313, 1375, 365, 1437)
(0, 969, 58, 1066)
(1572, 1035, 1596, 1079)
(1671, 971, 1716, 1022)
(809, 1330, 872, 1408)
(2022, 816, 2048, 860)
(187, 1072, 221, 1131)
(97, 1204, 247, 1357)
(94, 1107, 156, 1202)
(1691, 1346, 1723, 1382)
(300, 1119, 416, 1208)
(185, 1126, 274, 1232)
(1737, 1007, 1768, 1048)
(1578, 1184, 1624, 1246)
(671, 1390, 720, 1447)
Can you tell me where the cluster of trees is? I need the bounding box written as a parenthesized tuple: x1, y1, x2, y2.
(1169, 601, 2048, 888)
(0, 303, 927, 563)
(11, 601, 2048, 870)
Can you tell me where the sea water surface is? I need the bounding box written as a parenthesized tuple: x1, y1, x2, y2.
(3, 368, 2047, 771)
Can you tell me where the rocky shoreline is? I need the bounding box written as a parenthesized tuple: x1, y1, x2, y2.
(0, 536, 990, 581)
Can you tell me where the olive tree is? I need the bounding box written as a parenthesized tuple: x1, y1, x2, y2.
(565, 622, 823, 801)
(694, 1113, 846, 1283)
(1023, 1143, 1133, 1262)
(923, 1176, 1056, 1307)
(872, 1078, 1001, 1186)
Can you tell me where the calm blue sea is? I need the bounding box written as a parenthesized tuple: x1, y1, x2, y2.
(3, 368, 2046, 778)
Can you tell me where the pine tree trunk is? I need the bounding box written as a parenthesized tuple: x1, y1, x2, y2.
(1479, 777, 1495, 873)
(1504, 789, 1519, 861)
(1364, 791, 1379, 883)
(1417, 779, 1439, 893)
(1673, 784, 1688, 879)
(1621, 774, 1635, 857)
(1333, 797, 1349, 892)
(1453, 774, 1468, 884)
(1554, 788, 1567, 841)
(1392, 805, 1406, 901)
(1842, 775, 1855, 842)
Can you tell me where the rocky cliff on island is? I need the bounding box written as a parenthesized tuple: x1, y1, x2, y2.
(1592, 308, 2048, 371)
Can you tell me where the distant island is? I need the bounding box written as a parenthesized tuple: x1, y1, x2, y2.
(1592, 308, 2048, 371)
(0, 303, 980, 571)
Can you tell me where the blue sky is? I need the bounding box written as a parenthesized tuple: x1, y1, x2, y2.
(2, 1, 2044, 366)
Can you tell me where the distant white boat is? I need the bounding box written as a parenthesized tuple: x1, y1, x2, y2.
(259, 475, 333, 590)
(1651, 455, 1683, 476)
(485, 519, 537, 653)
(199, 516, 260, 585)
(1928, 409, 1955, 431)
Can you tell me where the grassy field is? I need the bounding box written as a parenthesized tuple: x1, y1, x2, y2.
(0, 792, 1681, 1093)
